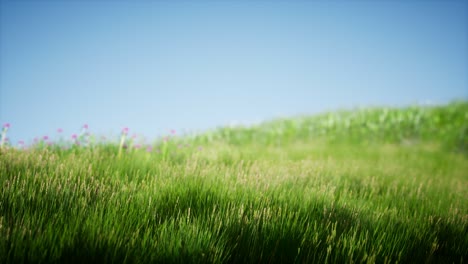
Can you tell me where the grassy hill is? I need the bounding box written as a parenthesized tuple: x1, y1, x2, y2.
(1, 101, 467, 263)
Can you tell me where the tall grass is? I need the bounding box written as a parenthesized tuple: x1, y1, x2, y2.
(197, 101, 467, 152)
(1, 102, 467, 263)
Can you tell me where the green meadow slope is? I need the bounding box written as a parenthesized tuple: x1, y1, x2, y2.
(1, 102, 467, 263)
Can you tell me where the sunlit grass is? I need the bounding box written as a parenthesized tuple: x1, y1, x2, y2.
(0, 101, 467, 263)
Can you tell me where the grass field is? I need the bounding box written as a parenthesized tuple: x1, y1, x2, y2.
(1, 101, 467, 263)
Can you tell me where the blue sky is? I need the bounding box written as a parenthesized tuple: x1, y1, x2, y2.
(1, 0, 467, 145)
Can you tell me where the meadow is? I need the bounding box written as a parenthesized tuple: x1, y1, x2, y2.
(0, 101, 467, 263)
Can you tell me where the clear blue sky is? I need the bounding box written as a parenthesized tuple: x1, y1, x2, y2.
(1, 0, 467, 145)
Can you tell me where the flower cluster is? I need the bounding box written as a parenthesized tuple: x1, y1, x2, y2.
(0, 123, 204, 159)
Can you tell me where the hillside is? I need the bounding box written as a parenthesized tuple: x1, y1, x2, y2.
(0, 101, 467, 263)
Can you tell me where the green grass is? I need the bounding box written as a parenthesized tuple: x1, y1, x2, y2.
(1, 101, 467, 263)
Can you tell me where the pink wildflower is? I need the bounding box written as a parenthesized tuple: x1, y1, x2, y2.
(3, 123, 10, 129)
(83, 124, 88, 129)
(170, 129, 176, 135)
(134, 144, 141, 149)
(122, 127, 129, 135)
(57, 128, 63, 133)
(71, 134, 77, 140)
(43, 136, 49, 141)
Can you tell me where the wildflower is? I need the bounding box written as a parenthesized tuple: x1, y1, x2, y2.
(118, 127, 129, 158)
(170, 129, 176, 135)
(71, 134, 77, 140)
(57, 128, 63, 133)
(83, 124, 89, 129)
(43, 136, 49, 141)
(17, 141, 25, 149)
(0, 123, 10, 148)
(146, 145, 153, 152)
(134, 144, 141, 149)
